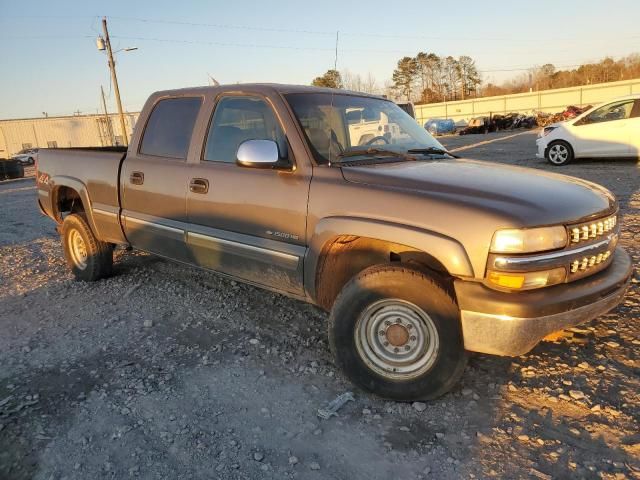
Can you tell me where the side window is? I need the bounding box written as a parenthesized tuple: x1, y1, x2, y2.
(582, 100, 634, 125)
(140, 97, 202, 159)
(204, 96, 288, 163)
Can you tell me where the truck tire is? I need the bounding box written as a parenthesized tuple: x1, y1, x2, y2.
(329, 263, 467, 401)
(61, 214, 113, 281)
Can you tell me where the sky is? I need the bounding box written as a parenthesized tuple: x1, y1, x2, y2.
(1, 0, 639, 119)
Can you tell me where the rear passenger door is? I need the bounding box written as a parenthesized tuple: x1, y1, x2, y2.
(121, 96, 202, 262)
(184, 94, 310, 294)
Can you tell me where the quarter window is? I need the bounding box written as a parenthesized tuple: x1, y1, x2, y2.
(140, 97, 202, 159)
(203, 96, 288, 163)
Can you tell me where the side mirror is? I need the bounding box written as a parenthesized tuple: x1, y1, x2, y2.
(236, 139, 281, 169)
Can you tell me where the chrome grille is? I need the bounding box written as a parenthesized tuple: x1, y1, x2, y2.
(568, 214, 617, 244)
(569, 250, 611, 274)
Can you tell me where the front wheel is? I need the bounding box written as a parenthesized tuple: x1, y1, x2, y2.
(329, 264, 467, 401)
(546, 140, 574, 166)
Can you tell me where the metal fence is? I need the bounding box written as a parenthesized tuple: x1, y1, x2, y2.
(414, 78, 640, 126)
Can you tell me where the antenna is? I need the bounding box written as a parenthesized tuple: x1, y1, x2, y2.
(328, 30, 339, 167)
(334, 31, 339, 71)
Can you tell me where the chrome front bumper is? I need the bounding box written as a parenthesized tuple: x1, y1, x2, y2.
(457, 247, 633, 356)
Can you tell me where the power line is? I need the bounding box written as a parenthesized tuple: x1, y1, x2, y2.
(111, 35, 335, 51)
(5, 14, 640, 44)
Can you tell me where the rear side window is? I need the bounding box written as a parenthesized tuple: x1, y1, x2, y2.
(140, 97, 202, 159)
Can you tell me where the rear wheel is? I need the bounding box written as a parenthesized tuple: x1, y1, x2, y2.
(546, 140, 574, 166)
(329, 264, 467, 401)
(61, 214, 113, 281)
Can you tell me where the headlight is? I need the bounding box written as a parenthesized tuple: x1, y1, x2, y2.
(488, 267, 566, 290)
(490, 226, 567, 254)
(542, 126, 557, 137)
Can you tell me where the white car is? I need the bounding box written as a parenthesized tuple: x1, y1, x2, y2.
(11, 148, 39, 165)
(536, 94, 640, 166)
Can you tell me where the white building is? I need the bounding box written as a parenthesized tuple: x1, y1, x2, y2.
(0, 112, 139, 158)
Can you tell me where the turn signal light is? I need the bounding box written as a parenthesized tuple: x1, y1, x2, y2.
(488, 267, 566, 291)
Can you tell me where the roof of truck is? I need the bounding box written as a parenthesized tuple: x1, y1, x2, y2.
(151, 83, 385, 99)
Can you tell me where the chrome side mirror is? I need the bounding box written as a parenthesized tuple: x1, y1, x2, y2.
(236, 139, 280, 169)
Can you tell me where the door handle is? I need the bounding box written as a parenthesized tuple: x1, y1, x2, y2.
(189, 178, 209, 194)
(130, 171, 144, 185)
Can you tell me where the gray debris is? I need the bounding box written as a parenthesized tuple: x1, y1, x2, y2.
(412, 402, 427, 412)
(317, 392, 355, 420)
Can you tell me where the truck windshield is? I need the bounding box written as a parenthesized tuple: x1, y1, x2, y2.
(285, 93, 447, 165)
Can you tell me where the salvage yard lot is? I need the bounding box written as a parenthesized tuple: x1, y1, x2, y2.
(1, 130, 638, 479)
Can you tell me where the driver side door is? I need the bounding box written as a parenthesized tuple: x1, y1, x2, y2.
(572, 99, 634, 157)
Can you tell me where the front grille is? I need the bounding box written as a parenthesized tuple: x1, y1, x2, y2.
(568, 214, 617, 244)
(569, 250, 612, 274)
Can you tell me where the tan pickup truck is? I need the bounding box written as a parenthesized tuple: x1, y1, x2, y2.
(36, 84, 633, 400)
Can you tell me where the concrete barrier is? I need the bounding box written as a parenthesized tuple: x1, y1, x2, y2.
(415, 78, 640, 126)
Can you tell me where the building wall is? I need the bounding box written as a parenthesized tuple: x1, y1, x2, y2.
(414, 78, 640, 126)
(0, 112, 139, 157)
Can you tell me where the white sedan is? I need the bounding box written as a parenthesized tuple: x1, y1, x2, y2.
(536, 94, 640, 166)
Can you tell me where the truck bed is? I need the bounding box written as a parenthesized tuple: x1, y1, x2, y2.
(36, 147, 127, 244)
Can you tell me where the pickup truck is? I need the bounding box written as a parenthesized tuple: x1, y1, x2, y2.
(36, 84, 633, 400)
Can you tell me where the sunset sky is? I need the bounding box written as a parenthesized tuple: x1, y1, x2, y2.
(1, 0, 639, 118)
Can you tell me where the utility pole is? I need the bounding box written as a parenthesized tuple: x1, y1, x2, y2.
(101, 17, 128, 146)
(100, 86, 115, 146)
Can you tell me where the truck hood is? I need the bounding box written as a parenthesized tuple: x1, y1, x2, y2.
(340, 159, 616, 226)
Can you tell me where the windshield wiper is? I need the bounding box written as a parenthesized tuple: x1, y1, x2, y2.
(407, 147, 458, 158)
(333, 147, 417, 164)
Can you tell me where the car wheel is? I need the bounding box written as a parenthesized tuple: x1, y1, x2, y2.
(546, 140, 574, 166)
(61, 214, 113, 281)
(329, 263, 467, 401)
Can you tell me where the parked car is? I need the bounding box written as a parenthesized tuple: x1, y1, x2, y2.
(11, 148, 39, 165)
(537, 95, 640, 166)
(459, 116, 492, 135)
(424, 118, 456, 135)
(36, 84, 632, 401)
(345, 106, 402, 146)
(396, 102, 415, 119)
(0, 158, 25, 180)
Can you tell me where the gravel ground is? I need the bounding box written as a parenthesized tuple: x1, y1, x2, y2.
(1, 130, 638, 480)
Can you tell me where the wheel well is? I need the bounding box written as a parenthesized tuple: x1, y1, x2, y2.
(53, 186, 84, 223)
(547, 139, 573, 152)
(314, 235, 450, 310)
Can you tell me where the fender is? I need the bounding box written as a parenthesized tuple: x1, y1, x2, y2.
(49, 176, 100, 237)
(304, 216, 475, 300)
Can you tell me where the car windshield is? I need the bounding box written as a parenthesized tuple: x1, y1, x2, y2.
(285, 93, 447, 165)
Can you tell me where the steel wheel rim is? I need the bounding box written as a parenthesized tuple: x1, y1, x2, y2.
(68, 229, 88, 270)
(548, 144, 568, 164)
(355, 299, 440, 380)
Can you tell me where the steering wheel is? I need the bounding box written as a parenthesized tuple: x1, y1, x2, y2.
(365, 135, 390, 146)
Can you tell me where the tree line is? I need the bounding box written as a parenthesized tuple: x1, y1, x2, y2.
(312, 52, 481, 103)
(483, 54, 640, 97)
(312, 53, 640, 104)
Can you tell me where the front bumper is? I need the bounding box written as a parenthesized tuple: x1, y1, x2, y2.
(455, 247, 633, 356)
(535, 137, 546, 158)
